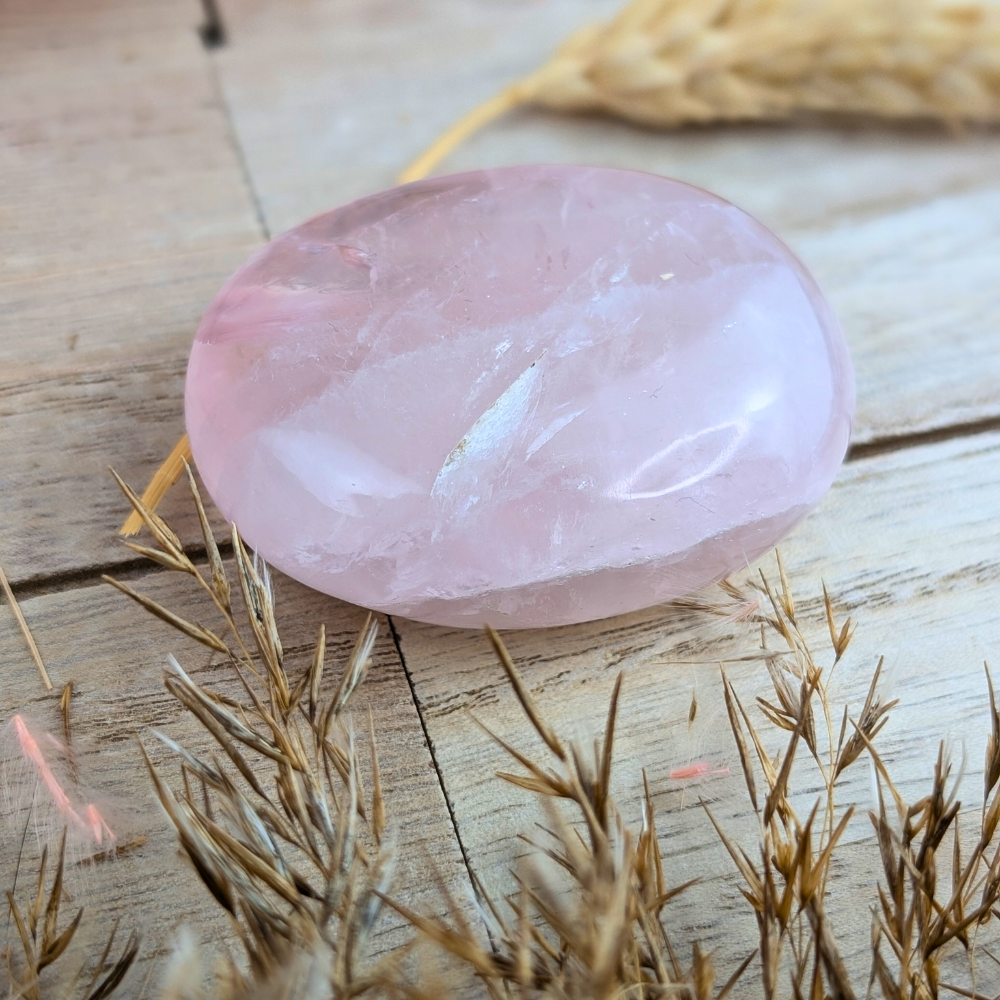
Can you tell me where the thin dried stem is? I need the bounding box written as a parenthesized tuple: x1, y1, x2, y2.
(119, 434, 192, 536)
(0, 559, 51, 690)
(398, 84, 529, 183)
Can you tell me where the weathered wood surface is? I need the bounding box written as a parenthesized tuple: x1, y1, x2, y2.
(0, 0, 261, 585)
(0, 1, 478, 995)
(3, 0, 1000, 997)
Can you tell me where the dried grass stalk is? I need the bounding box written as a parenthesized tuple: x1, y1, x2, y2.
(0, 559, 52, 690)
(119, 434, 192, 537)
(529, 0, 1000, 125)
(395, 563, 1000, 1000)
(385, 652, 718, 1000)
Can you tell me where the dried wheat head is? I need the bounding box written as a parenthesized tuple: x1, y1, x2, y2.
(520, 0, 1000, 127)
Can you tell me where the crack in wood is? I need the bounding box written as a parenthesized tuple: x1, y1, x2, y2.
(386, 615, 490, 930)
(5, 414, 1000, 600)
(199, 0, 226, 49)
(847, 414, 1000, 461)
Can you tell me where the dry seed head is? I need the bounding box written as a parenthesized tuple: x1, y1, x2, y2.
(110, 466, 189, 566)
(520, 0, 1000, 127)
(104, 575, 229, 654)
(231, 525, 287, 706)
(485, 625, 566, 762)
(327, 613, 378, 720)
(720, 665, 758, 813)
(4, 828, 139, 1000)
(398, 0, 1000, 185)
(985, 662, 1000, 801)
(835, 657, 897, 778)
(184, 459, 232, 613)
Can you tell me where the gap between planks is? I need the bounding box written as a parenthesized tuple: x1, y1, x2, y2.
(4, 411, 997, 602)
(201, 17, 271, 241)
(3, 366, 992, 995)
(7, 410, 994, 862)
(387, 614, 487, 920)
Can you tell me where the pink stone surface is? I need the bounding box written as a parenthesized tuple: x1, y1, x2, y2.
(186, 166, 854, 629)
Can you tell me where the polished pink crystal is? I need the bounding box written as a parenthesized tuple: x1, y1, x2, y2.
(186, 166, 854, 629)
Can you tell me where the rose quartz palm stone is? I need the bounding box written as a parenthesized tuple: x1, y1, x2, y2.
(186, 166, 853, 629)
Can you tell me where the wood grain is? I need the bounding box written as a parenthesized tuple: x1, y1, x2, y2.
(214, 0, 1000, 446)
(0, 0, 261, 584)
(0, 359, 228, 589)
(0, 559, 481, 995)
(4, 0, 1000, 996)
(395, 428, 1000, 995)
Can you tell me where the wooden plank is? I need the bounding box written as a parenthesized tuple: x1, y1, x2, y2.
(0, 359, 228, 589)
(213, 0, 1000, 446)
(0, 0, 262, 584)
(393, 428, 1000, 994)
(0, 4, 259, 341)
(0, 561, 480, 995)
(0, 0, 192, 48)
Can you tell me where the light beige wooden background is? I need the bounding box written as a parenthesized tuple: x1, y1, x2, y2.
(2, 0, 1000, 995)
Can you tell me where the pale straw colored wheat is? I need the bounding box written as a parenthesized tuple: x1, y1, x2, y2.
(533, 0, 1000, 124)
(401, 0, 1000, 180)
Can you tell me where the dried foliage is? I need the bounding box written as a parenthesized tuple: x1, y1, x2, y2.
(119, 435, 192, 538)
(3, 831, 139, 1000)
(382, 564, 911, 1000)
(104, 465, 392, 998)
(2, 665, 137, 998)
(674, 562, 1000, 1000)
(22, 472, 1000, 1000)
(400, 0, 1000, 181)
